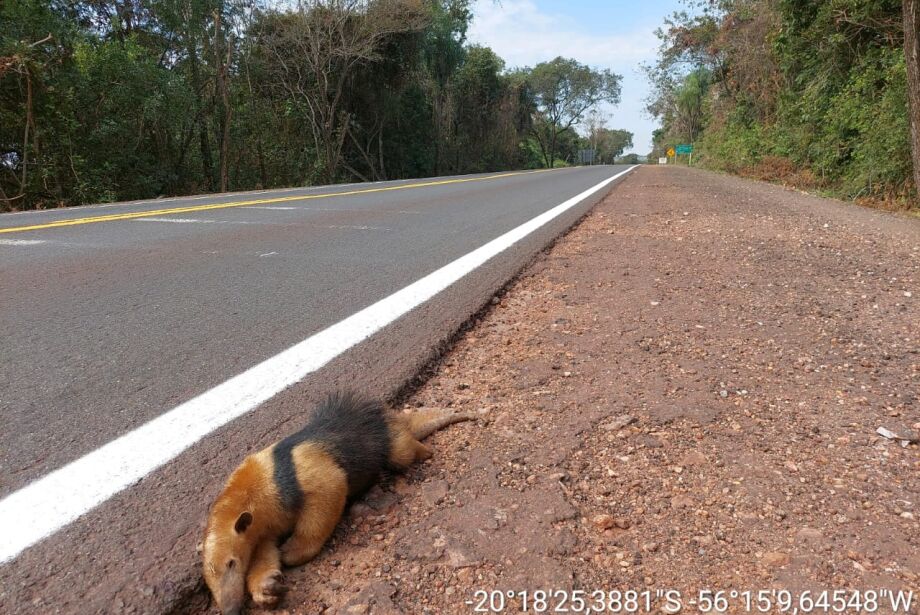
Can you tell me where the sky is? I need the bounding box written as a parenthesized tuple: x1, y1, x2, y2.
(467, 0, 687, 155)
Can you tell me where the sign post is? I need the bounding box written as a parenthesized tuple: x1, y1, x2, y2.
(675, 144, 694, 166)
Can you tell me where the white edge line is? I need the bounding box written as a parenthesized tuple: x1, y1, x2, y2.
(0, 238, 47, 245)
(0, 166, 636, 563)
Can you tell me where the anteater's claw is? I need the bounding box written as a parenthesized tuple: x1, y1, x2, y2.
(252, 570, 286, 607)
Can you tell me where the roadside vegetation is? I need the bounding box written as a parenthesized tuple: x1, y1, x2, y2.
(0, 0, 631, 211)
(646, 0, 920, 209)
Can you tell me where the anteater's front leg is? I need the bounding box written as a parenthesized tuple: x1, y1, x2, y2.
(246, 539, 285, 607)
(280, 476, 347, 567)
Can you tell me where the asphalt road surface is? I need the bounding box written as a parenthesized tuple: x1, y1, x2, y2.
(0, 165, 634, 614)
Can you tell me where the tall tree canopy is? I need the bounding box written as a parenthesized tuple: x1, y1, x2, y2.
(527, 57, 622, 168)
(0, 0, 628, 210)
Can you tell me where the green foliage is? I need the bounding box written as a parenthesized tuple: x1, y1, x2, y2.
(646, 0, 915, 204)
(696, 112, 765, 172)
(527, 57, 622, 168)
(0, 0, 628, 209)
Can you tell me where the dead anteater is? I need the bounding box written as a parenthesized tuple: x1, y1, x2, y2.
(200, 390, 474, 614)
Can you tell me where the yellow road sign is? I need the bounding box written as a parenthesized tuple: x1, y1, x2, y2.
(667, 147, 675, 157)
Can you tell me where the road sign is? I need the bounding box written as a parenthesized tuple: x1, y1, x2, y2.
(676, 144, 693, 154)
(666, 147, 675, 157)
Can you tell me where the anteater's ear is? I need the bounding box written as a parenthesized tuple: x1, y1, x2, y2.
(234, 511, 253, 534)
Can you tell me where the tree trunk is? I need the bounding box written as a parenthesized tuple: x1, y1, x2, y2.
(531, 126, 550, 168)
(257, 140, 268, 189)
(905, 0, 920, 200)
(199, 125, 214, 191)
(549, 129, 557, 169)
(214, 10, 232, 193)
(21, 68, 32, 196)
(187, 41, 214, 191)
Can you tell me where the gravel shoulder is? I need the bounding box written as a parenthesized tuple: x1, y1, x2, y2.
(233, 166, 919, 614)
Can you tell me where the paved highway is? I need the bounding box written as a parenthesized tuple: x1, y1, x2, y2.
(0, 165, 634, 613)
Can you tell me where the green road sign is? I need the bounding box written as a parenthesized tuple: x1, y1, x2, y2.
(676, 144, 693, 154)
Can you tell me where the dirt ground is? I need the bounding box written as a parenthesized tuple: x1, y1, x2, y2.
(237, 166, 919, 614)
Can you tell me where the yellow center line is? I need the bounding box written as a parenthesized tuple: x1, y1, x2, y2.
(0, 169, 557, 235)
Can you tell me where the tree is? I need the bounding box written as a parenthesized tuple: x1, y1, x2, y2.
(452, 46, 510, 171)
(0, 33, 52, 205)
(592, 128, 633, 164)
(422, 0, 471, 175)
(583, 112, 632, 163)
(257, 0, 426, 184)
(526, 57, 622, 168)
(905, 0, 920, 198)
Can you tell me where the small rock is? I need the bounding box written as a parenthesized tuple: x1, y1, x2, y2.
(366, 487, 399, 513)
(762, 551, 790, 567)
(421, 480, 450, 507)
(900, 511, 915, 520)
(446, 546, 477, 569)
(681, 450, 707, 466)
(602, 415, 636, 431)
(795, 527, 823, 543)
(350, 503, 373, 519)
(592, 514, 616, 530)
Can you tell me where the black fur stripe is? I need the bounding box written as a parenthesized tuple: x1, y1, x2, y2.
(272, 437, 304, 511)
(272, 391, 391, 511)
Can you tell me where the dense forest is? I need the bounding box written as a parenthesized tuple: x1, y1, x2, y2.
(647, 0, 920, 208)
(0, 0, 631, 211)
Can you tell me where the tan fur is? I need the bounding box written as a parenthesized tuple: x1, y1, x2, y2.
(280, 443, 348, 566)
(202, 449, 294, 615)
(201, 407, 475, 614)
